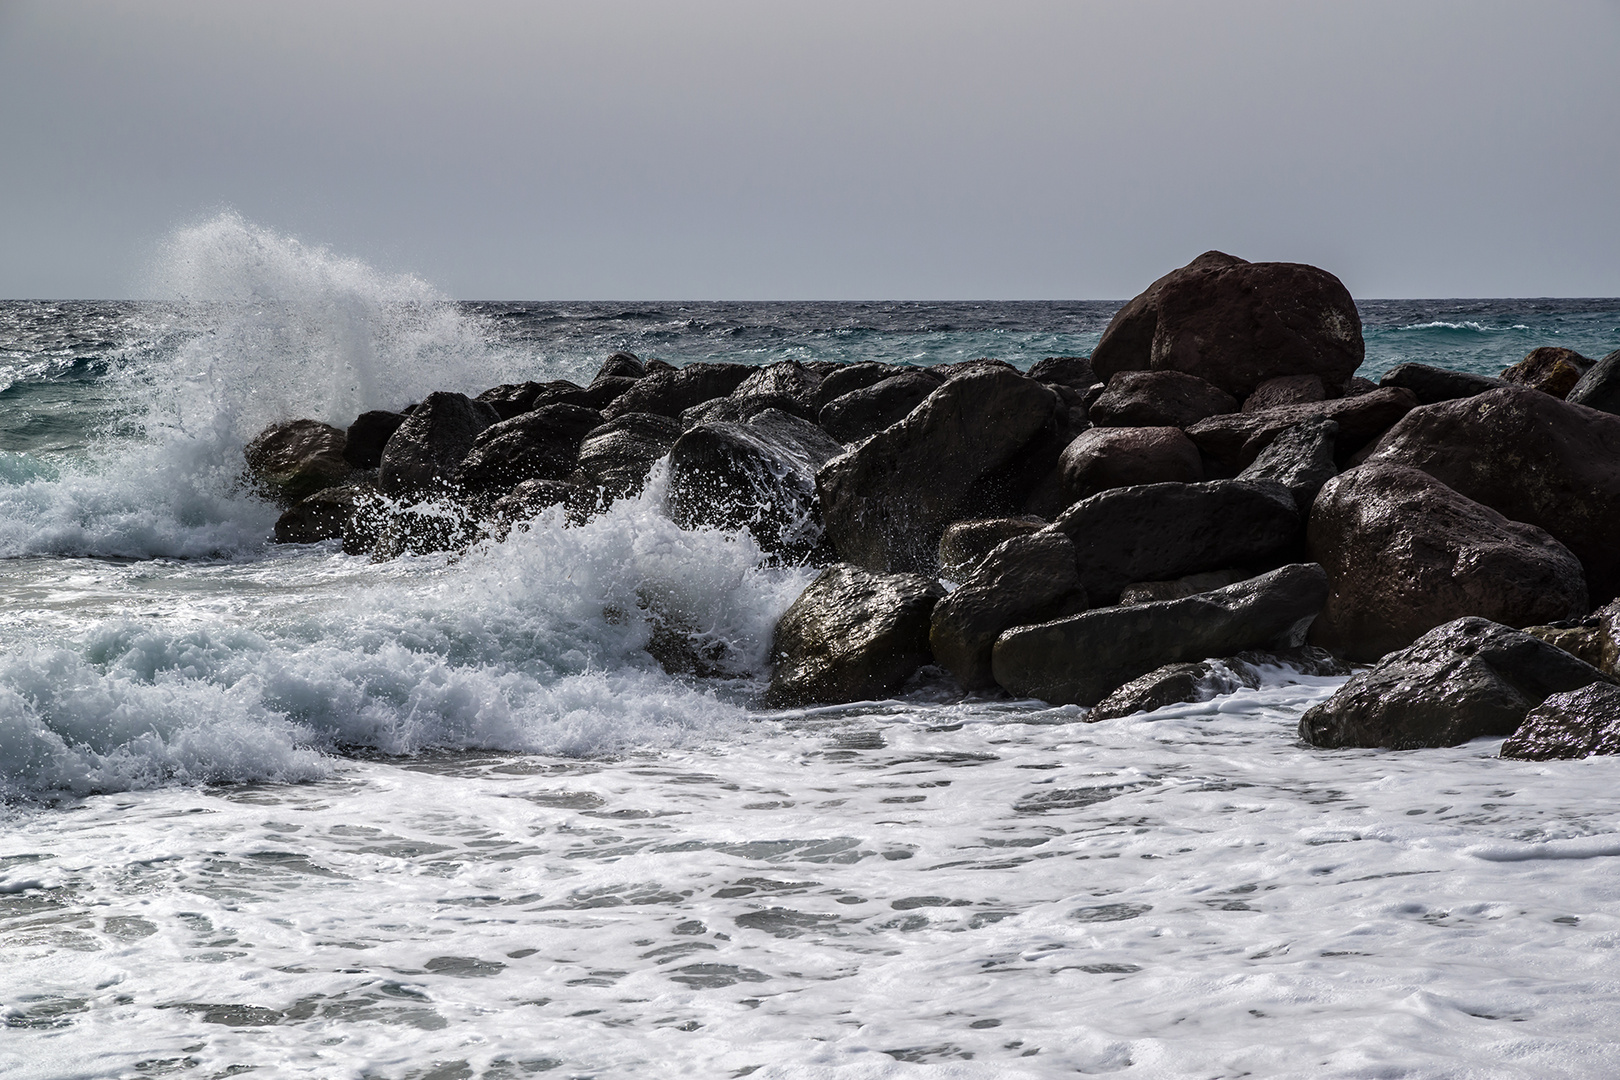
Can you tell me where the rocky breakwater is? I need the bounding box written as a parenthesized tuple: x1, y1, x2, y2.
(244, 254, 1620, 762)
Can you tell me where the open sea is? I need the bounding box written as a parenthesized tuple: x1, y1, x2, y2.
(4, 215, 1620, 1079)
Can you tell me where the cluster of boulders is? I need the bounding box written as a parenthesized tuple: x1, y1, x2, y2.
(245, 251, 1620, 762)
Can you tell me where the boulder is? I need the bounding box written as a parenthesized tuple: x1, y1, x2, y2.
(487, 478, 592, 534)
(1501, 346, 1593, 399)
(931, 358, 1018, 380)
(1307, 463, 1588, 661)
(343, 411, 408, 470)
(1058, 426, 1203, 504)
(1044, 479, 1301, 605)
(928, 532, 1088, 690)
(377, 392, 500, 496)
(1089, 251, 1364, 397)
(645, 358, 677, 375)
(666, 409, 843, 559)
(453, 403, 602, 495)
(1377, 362, 1507, 406)
(816, 369, 1062, 573)
(937, 516, 1046, 579)
(992, 562, 1329, 706)
(812, 362, 907, 408)
(1089, 370, 1238, 428)
(1500, 683, 1620, 760)
(369, 499, 481, 560)
(1027, 356, 1096, 390)
(1243, 374, 1325, 413)
(682, 393, 818, 429)
(594, 352, 646, 380)
(571, 412, 683, 500)
(1185, 386, 1418, 471)
(1118, 568, 1249, 605)
(567, 376, 641, 411)
(475, 381, 548, 420)
(1365, 386, 1620, 603)
(733, 361, 822, 409)
(1298, 617, 1610, 749)
(1235, 416, 1338, 511)
(1566, 349, 1620, 415)
(817, 370, 942, 444)
(1088, 647, 1348, 721)
(1521, 601, 1620, 675)
(273, 483, 369, 544)
(245, 419, 355, 504)
(599, 362, 754, 421)
(764, 565, 946, 707)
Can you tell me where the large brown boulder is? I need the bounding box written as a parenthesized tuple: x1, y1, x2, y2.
(817, 370, 942, 444)
(453, 403, 601, 495)
(1500, 683, 1620, 760)
(571, 413, 683, 501)
(1365, 386, 1620, 603)
(1044, 479, 1301, 605)
(1377, 363, 1506, 406)
(1500, 347, 1593, 399)
(599, 362, 755, 421)
(377, 392, 500, 496)
(1057, 426, 1203, 504)
(1567, 350, 1620, 416)
(991, 562, 1329, 706)
(1185, 386, 1417, 471)
(928, 532, 1087, 690)
(765, 565, 945, 706)
(816, 369, 1062, 573)
(1307, 463, 1588, 661)
(1088, 370, 1237, 428)
(245, 419, 355, 505)
(1299, 617, 1609, 749)
(1089, 251, 1364, 398)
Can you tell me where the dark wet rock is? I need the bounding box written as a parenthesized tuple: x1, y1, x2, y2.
(1088, 646, 1348, 721)
(928, 532, 1087, 690)
(930, 358, 1018, 380)
(992, 562, 1329, 706)
(1243, 374, 1325, 413)
(377, 392, 500, 496)
(1089, 251, 1364, 398)
(571, 412, 683, 500)
(1118, 568, 1250, 605)
(682, 393, 818, 429)
(937, 516, 1046, 579)
(369, 498, 481, 560)
(1235, 415, 1338, 512)
(1501, 346, 1593, 399)
(475, 381, 549, 421)
(273, 483, 370, 544)
(1186, 386, 1418, 471)
(568, 376, 642, 411)
(812, 362, 910, 409)
(1044, 479, 1301, 605)
(1345, 376, 1379, 396)
(1058, 426, 1203, 503)
(733, 361, 822, 409)
(454, 403, 602, 495)
(644, 357, 677, 375)
(488, 478, 592, 534)
(817, 370, 943, 444)
(1307, 463, 1587, 661)
(244, 419, 355, 505)
(1500, 682, 1620, 760)
(595, 352, 646, 380)
(1027, 356, 1097, 390)
(1377, 362, 1507, 406)
(1365, 386, 1620, 603)
(1521, 602, 1620, 676)
(816, 369, 1062, 573)
(666, 409, 843, 558)
(1299, 617, 1611, 749)
(765, 565, 946, 707)
(1566, 350, 1620, 416)
(342, 411, 408, 470)
(600, 362, 754, 421)
(1089, 370, 1238, 428)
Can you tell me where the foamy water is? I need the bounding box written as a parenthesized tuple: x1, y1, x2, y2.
(2, 215, 1619, 1077)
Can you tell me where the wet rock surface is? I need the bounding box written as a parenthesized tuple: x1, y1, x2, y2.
(1088, 647, 1346, 721)
(245, 419, 355, 504)
(572, 412, 684, 501)
(817, 370, 942, 444)
(1566, 349, 1620, 415)
(1308, 463, 1588, 661)
(992, 563, 1329, 706)
(1235, 416, 1338, 511)
(378, 392, 499, 496)
(1185, 386, 1417, 471)
(936, 517, 1046, 579)
(1377, 363, 1507, 406)
(1299, 617, 1611, 749)
(765, 565, 946, 707)
(1088, 370, 1237, 428)
(1058, 426, 1203, 503)
(600, 362, 755, 421)
(1500, 346, 1592, 399)
(1499, 682, 1620, 760)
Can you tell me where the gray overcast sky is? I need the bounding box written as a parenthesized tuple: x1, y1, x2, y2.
(2, 0, 1618, 300)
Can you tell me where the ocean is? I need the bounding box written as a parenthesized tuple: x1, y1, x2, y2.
(3, 215, 1620, 1078)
